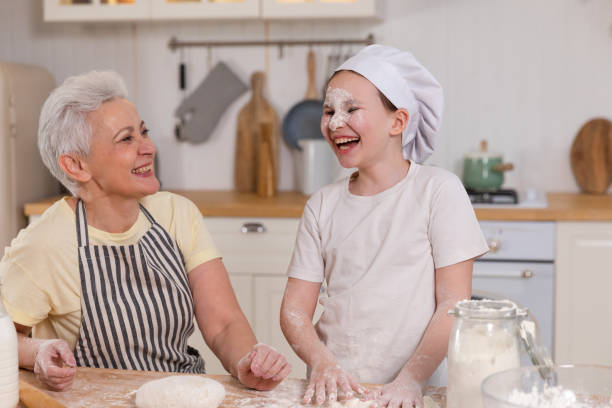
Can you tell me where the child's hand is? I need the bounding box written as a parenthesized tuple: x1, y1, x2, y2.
(369, 377, 423, 408)
(303, 358, 366, 405)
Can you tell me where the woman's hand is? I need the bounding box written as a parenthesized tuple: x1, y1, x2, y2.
(303, 357, 365, 406)
(33, 339, 77, 391)
(236, 343, 291, 391)
(370, 377, 423, 408)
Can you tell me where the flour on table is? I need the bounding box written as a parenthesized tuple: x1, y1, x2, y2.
(329, 398, 373, 408)
(135, 375, 225, 408)
(423, 396, 440, 408)
(328, 396, 438, 408)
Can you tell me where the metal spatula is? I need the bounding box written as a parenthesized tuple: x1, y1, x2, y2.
(519, 318, 557, 386)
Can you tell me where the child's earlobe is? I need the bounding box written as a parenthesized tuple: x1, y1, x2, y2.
(390, 108, 410, 136)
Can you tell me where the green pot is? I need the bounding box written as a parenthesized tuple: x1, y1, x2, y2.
(463, 149, 514, 191)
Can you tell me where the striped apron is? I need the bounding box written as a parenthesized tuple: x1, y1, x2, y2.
(73, 199, 205, 373)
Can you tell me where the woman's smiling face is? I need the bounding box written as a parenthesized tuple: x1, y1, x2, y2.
(84, 98, 159, 199)
(321, 71, 398, 169)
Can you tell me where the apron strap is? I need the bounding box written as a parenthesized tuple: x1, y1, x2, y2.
(138, 203, 157, 225)
(75, 199, 89, 247)
(76, 200, 157, 247)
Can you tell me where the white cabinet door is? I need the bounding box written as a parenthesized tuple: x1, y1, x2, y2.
(150, 0, 259, 19)
(555, 222, 612, 365)
(188, 274, 254, 375)
(261, 0, 381, 19)
(254, 275, 323, 380)
(254, 276, 304, 379)
(44, 0, 151, 22)
(191, 217, 300, 375)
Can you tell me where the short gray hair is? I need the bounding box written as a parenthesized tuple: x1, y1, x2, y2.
(38, 70, 128, 196)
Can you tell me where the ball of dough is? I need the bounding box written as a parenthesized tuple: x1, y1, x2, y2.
(135, 375, 225, 408)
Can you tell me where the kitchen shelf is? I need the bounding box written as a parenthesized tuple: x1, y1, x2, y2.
(43, 0, 151, 22)
(43, 0, 382, 21)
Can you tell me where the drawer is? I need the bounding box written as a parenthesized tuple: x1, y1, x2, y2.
(479, 221, 555, 261)
(204, 217, 300, 275)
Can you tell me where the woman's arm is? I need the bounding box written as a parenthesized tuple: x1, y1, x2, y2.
(374, 258, 473, 407)
(280, 277, 365, 404)
(15, 323, 76, 391)
(188, 257, 290, 390)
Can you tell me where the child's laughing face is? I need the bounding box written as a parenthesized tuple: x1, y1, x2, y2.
(321, 71, 401, 170)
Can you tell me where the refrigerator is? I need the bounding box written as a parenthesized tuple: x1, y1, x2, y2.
(0, 62, 60, 253)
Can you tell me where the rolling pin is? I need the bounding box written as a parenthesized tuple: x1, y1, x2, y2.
(19, 380, 66, 408)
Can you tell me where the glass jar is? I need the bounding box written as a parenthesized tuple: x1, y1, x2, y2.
(0, 295, 19, 408)
(446, 299, 522, 408)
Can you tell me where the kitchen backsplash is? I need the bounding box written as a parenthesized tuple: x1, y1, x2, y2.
(2, 0, 611, 193)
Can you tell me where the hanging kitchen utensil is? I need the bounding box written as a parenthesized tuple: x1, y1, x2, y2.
(235, 71, 279, 193)
(282, 50, 324, 151)
(174, 61, 248, 144)
(463, 140, 514, 191)
(570, 118, 612, 194)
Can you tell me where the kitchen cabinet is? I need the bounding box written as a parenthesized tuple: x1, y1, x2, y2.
(43, 0, 378, 21)
(555, 222, 612, 366)
(254, 275, 323, 379)
(150, 0, 259, 20)
(186, 216, 318, 378)
(261, 0, 381, 19)
(188, 275, 254, 375)
(43, 0, 151, 22)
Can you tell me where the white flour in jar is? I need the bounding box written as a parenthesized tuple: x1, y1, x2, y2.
(447, 323, 520, 408)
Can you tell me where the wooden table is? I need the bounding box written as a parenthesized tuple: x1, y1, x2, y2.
(19, 368, 446, 407)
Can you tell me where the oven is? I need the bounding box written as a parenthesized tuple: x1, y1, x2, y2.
(473, 221, 555, 358)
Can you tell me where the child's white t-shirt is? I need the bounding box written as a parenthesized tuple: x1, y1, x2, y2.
(287, 162, 489, 384)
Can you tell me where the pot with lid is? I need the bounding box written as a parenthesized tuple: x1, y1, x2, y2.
(463, 140, 514, 191)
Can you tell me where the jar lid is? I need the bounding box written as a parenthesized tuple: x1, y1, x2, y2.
(450, 299, 519, 320)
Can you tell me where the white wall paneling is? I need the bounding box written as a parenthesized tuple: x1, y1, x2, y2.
(2, 0, 612, 193)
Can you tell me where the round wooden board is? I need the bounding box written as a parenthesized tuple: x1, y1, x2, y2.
(570, 118, 612, 194)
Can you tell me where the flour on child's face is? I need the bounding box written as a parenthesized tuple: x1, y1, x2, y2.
(322, 87, 365, 132)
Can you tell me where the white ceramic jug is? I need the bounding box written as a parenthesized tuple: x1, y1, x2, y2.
(296, 139, 345, 195)
(0, 295, 19, 408)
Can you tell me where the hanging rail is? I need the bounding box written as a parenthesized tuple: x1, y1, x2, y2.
(168, 33, 375, 53)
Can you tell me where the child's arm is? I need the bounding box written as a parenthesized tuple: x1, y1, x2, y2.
(281, 277, 365, 405)
(373, 258, 473, 407)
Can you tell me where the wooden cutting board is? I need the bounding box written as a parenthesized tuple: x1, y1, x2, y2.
(235, 71, 279, 194)
(19, 368, 446, 407)
(570, 118, 612, 194)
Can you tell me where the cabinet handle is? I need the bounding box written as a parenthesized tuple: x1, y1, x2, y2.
(521, 269, 534, 279)
(487, 238, 501, 253)
(473, 269, 536, 279)
(241, 222, 266, 234)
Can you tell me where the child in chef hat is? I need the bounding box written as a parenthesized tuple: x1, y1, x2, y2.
(280, 44, 489, 407)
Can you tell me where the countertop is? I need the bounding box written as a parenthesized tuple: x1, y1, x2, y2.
(18, 368, 446, 407)
(23, 191, 612, 221)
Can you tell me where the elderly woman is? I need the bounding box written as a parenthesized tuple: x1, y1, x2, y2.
(0, 71, 290, 392)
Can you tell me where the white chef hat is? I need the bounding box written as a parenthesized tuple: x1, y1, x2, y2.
(335, 44, 444, 163)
